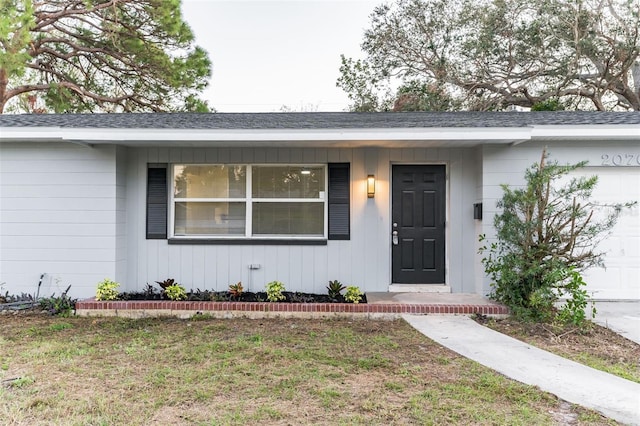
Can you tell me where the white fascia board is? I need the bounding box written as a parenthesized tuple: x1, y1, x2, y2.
(0, 126, 532, 143)
(2, 125, 638, 144)
(0, 127, 64, 141)
(68, 127, 532, 142)
(531, 125, 640, 140)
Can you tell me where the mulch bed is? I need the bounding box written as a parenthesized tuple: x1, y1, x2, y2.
(118, 290, 367, 304)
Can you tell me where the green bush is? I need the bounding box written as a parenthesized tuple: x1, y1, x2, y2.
(96, 278, 120, 301)
(557, 268, 596, 326)
(479, 149, 633, 325)
(265, 281, 285, 302)
(344, 286, 363, 304)
(164, 283, 187, 301)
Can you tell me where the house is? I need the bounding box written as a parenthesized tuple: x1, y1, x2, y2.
(0, 112, 638, 300)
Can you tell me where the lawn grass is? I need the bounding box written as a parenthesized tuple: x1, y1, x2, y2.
(0, 315, 617, 425)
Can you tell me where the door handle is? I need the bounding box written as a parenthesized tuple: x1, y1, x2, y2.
(392, 230, 399, 245)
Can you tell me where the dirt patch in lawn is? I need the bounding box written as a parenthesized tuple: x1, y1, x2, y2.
(477, 316, 640, 383)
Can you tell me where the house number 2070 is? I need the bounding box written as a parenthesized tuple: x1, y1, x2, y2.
(601, 154, 640, 166)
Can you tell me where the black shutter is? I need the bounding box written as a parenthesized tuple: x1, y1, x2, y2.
(147, 165, 168, 239)
(328, 163, 350, 240)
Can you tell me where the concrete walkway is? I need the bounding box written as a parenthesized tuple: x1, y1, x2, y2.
(403, 314, 640, 425)
(593, 301, 640, 345)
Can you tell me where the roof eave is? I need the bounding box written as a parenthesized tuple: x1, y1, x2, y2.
(530, 125, 640, 140)
(1, 124, 637, 148)
(0, 127, 531, 147)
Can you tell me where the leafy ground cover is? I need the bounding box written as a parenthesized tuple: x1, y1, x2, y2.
(0, 314, 616, 425)
(478, 317, 640, 384)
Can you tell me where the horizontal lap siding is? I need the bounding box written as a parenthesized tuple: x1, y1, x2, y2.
(0, 143, 119, 298)
(126, 146, 479, 295)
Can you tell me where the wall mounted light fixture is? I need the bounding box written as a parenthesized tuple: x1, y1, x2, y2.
(473, 202, 483, 220)
(367, 174, 375, 198)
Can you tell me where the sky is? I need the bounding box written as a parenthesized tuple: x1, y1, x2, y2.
(181, 0, 380, 112)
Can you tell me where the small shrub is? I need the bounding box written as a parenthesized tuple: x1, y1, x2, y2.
(289, 292, 315, 303)
(96, 278, 120, 301)
(164, 283, 187, 301)
(187, 288, 216, 301)
(228, 282, 244, 299)
(265, 281, 286, 302)
(40, 285, 77, 316)
(556, 268, 596, 326)
(210, 292, 225, 302)
(143, 283, 159, 298)
(327, 280, 346, 300)
(155, 278, 176, 291)
(155, 278, 187, 300)
(344, 286, 363, 304)
(0, 282, 35, 305)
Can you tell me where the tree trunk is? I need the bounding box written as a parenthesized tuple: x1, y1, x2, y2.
(632, 61, 640, 111)
(0, 68, 7, 114)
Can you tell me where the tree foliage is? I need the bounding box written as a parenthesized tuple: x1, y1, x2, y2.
(479, 149, 635, 324)
(338, 0, 640, 111)
(0, 0, 211, 113)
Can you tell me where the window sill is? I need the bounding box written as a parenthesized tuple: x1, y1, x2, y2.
(168, 238, 328, 246)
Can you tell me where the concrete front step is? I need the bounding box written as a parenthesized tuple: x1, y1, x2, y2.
(366, 292, 497, 305)
(388, 284, 452, 293)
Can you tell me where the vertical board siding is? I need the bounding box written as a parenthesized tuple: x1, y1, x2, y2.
(6, 139, 632, 298)
(0, 143, 119, 298)
(115, 147, 128, 286)
(481, 141, 640, 298)
(125, 146, 479, 295)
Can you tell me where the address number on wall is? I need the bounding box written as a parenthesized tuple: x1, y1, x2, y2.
(601, 154, 640, 166)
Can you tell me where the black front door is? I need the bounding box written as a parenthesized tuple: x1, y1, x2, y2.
(392, 165, 446, 284)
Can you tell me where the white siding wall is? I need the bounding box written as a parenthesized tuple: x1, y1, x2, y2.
(124, 146, 480, 294)
(473, 147, 485, 294)
(481, 141, 640, 299)
(3, 139, 635, 299)
(115, 146, 128, 286)
(0, 143, 120, 298)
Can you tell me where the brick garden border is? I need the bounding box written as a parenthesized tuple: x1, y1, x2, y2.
(76, 299, 509, 319)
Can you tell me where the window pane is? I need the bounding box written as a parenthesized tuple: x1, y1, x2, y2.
(174, 165, 246, 198)
(252, 166, 325, 198)
(175, 202, 245, 235)
(252, 202, 323, 235)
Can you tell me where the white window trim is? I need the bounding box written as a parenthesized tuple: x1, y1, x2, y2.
(170, 164, 328, 240)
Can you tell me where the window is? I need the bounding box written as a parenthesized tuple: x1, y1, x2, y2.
(171, 164, 326, 238)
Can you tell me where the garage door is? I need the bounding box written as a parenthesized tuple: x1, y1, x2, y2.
(566, 167, 640, 300)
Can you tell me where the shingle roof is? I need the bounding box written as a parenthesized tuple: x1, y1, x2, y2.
(1, 111, 639, 129)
